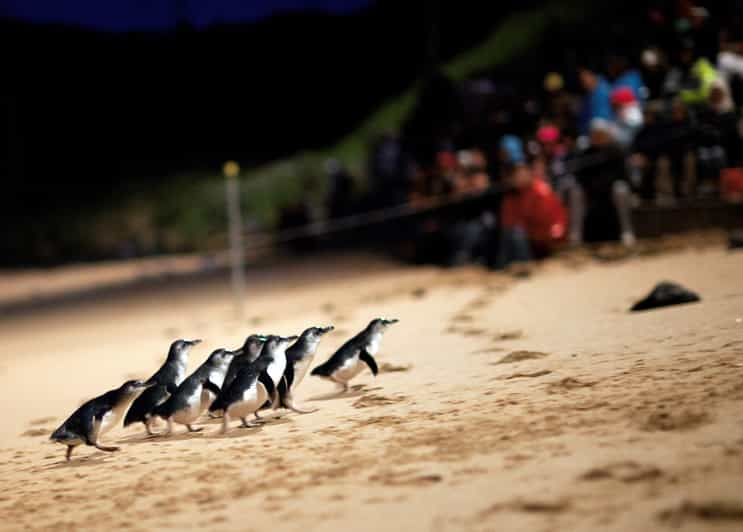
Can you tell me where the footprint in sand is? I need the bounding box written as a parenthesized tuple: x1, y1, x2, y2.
(29, 417, 56, 426)
(658, 500, 743, 526)
(546, 377, 599, 394)
(369, 469, 442, 487)
(642, 409, 711, 432)
(378, 363, 412, 373)
(352, 394, 408, 409)
(499, 370, 552, 380)
(494, 350, 548, 365)
(480, 499, 570, 516)
(493, 330, 524, 342)
(21, 428, 49, 437)
(580, 461, 663, 483)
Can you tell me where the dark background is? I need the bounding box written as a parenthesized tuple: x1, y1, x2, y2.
(1, 1, 534, 212)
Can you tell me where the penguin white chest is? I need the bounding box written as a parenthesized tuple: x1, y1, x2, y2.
(292, 357, 313, 389)
(366, 334, 382, 356)
(227, 382, 267, 418)
(267, 357, 287, 386)
(99, 401, 129, 437)
(334, 354, 366, 382)
(173, 388, 203, 424)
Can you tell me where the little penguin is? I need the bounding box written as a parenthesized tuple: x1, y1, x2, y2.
(311, 318, 398, 392)
(124, 338, 201, 435)
(209, 355, 276, 432)
(50, 379, 151, 461)
(278, 325, 334, 413)
(223, 334, 268, 391)
(257, 334, 298, 413)
(153, 348, 237, 434)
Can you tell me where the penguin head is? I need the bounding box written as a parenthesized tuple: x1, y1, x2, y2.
(264, 334, 299, 352)
(369, 317, 399, 333)
(119, 379, 151, 395)
(241, 334, 267, 361)
(301, 325, 335, 342)
(167, 339, 201, 363)
(206, 348, 238, 370)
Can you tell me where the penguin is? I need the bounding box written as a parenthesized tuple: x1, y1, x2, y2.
(208, 334, 267, 418)
(50, 379, 151, 461)
(153, 348, 237, 434)
(223, 334, 268, 391)
(209, 355, 276, 432)
(253, 334, 298, 415)
(278, 325, 334, 413)
(123, 338, 201, 435)
(311, 318, 399, 392)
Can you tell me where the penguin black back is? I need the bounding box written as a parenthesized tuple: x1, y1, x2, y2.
(51, 380, 149, 460)
(311, 318, 397, 377)
(223, 334, 267, 391)
(123, 339, 200, 429)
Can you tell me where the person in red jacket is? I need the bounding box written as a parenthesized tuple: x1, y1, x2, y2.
(495, 135, 567, 269)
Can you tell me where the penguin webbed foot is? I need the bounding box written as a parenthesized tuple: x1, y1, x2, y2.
(239, 418, 261, 428)
(66, 446, 74, 462)
(94, 444, 120, 453)
(186, 425, 204, 433)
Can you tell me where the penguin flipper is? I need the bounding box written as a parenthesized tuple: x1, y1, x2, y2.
(259, 371, 276, 398)
(284, 362, 295, 391)
(359, 349, 379, 376)
(203, 380, 221, 397)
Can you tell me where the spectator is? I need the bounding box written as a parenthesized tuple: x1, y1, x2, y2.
(494, 135, 567, 269)
(578, 66, 615, 135)
(608, 53, 647, 101)
(576, 119, 636, 246)
(611, 86, 645, 149)
(536, 124, 585, 245)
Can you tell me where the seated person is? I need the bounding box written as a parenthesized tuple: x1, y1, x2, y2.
(494, 135, 567, 270)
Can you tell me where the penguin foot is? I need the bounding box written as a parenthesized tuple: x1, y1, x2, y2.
(66, 446, 74, 462)
(94, 444, 120, 453)
(186, 425, 204, 433)
(239, 418, 261, 428)
(289, 404, 318, 414)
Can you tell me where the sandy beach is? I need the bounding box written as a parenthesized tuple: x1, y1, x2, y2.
(1, 237, 742, 531)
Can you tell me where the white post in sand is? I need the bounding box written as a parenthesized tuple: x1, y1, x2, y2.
(224, 160, 246, 318)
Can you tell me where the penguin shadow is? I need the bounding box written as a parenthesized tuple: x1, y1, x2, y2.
(115, 429, 208, 445)
(308, 384, 382, 402)
(41, 453, 112, 471)
(210, 425, 266, 440)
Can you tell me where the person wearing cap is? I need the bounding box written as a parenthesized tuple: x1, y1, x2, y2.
(493, 135, 567, 270)
(610, 86, 645, 149)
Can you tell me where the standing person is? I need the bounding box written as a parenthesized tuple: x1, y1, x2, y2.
(577, 65, 615, 136)
(576, 119, 637, 247)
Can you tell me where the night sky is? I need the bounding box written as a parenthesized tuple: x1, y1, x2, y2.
(0, 0, 372, 31)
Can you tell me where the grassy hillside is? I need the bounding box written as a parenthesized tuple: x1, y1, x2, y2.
(85, 0, 592, 259)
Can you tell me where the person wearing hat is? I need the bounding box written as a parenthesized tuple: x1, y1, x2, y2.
(610, 86, 645, 149)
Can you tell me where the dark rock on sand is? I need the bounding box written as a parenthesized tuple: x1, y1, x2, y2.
(631, 281, 700, 312)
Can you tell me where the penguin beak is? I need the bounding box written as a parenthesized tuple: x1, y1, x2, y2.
(137, 380, 155, 389)
(230, 348, 243, 356)
(320, 325, 335, 334)
(383, 318, 399, 325)
(188, 339, 203, 346)
(285, 335, 299, 342)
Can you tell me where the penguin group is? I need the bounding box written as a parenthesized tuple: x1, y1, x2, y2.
(50, 318, 399, 461)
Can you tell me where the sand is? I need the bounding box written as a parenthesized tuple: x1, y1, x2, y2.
(1, 238, 742, 531)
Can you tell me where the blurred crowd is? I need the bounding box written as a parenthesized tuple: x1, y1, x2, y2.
(322, 0, 743, 270)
